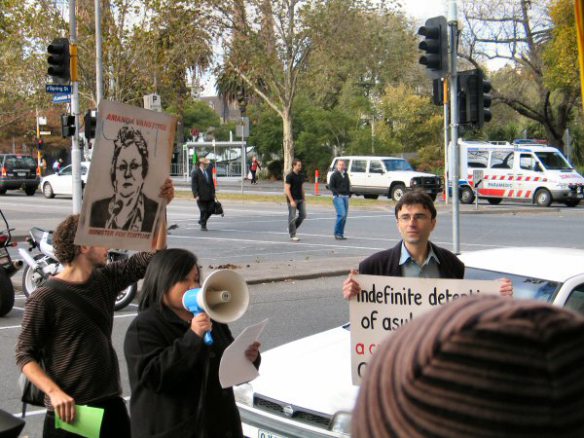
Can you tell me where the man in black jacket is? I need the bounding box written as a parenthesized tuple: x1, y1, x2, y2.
(343, 190, 513, 298)
(329, 159, 351, 240)
(191, 157, 215, 231)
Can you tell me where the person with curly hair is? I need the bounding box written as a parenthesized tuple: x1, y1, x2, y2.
(90, 126, 159, 232)
(15, 179, 174, 438)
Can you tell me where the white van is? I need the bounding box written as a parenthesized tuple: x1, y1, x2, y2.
(459, 141, 584, 207)
(326, 156, 442, 201)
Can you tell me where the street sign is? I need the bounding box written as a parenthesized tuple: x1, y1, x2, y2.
(40, 131, 52, 136)
(46, 84, 72, 94)
(53, 94, 71, 104)
(38, 116, 48, 126)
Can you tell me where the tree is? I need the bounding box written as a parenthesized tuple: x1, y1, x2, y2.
(461, 0, 580, 150)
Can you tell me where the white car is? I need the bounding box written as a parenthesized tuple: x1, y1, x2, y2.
(40, 162, 90, 198)
(235, 247, 584, 438)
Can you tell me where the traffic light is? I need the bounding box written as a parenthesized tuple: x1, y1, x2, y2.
(458, 69, 492, 130)
(418, 16, 448, 79)
(84, 110, 97, 139)
(61, 114, 75, 138)
(47, 38, 70, 85)
(37, 139, 44, 150)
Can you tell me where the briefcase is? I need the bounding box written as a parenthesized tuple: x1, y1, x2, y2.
(213, 199, 224, 217)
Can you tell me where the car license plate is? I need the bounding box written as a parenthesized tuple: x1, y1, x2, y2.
(17, 172, 26, 177)
(258, 429, 288, 438)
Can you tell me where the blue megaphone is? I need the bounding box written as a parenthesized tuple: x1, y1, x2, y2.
(182, 270, 250, 346)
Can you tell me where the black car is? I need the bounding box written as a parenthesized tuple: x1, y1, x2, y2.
(0, 154, 39, 196)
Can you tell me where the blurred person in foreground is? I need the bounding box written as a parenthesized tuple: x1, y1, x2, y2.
(353, 295, 584, 437)
(15, 178, 174, 437)
(124, 248, 261, 438)
(343, 190, 513, 298)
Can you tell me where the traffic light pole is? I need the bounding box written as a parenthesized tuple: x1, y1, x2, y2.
(448, 0, 460, 254)
(70, 0, 82, 214)
(95, 0, 103, 104)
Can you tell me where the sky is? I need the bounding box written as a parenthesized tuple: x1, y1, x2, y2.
(199, 0, 460, 96)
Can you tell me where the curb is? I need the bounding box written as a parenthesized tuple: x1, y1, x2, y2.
(246, 268, 351, 285)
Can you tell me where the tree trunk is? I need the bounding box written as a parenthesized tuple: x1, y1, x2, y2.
(282, 108, 294, 177)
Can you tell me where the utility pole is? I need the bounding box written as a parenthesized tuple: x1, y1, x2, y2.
(443, 78, 449, 205)
(70, 0, 82, 214)
(95, 0, 103, 105)
(448, 0, 460, 254)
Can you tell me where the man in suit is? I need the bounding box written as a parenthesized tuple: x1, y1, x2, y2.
(191, 157, 215, 231)
(343, 190, 513, 297)
(90, 126, 159, 232)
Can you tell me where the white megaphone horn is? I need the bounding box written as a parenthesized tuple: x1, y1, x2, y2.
(182, 270, 249, 345)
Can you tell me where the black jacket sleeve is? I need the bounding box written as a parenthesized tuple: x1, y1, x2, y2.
(124, 312, 207, 394)
(191, 169, 199, 198)
(329, 171, 339, 196)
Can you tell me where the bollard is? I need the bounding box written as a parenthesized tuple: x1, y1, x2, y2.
(212, 166, 217, 188)
(315, 169, 320, 196)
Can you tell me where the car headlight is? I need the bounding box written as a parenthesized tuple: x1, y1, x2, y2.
(233, 383, 254, 407)
(330, 411, 352, 435)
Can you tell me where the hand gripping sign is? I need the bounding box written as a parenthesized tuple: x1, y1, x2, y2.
(349, 275, 499, 385)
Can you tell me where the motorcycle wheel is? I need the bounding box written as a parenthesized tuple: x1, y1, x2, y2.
(21, 255, 47, 298)
(115, 283, 137, 311)
(0, 269, 15, 317)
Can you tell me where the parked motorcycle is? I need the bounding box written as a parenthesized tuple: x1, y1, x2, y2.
(0, 209, 23, 316)
(19, 227, 137, 310)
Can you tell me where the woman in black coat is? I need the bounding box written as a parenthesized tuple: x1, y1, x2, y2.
(124, 249, 260, 438)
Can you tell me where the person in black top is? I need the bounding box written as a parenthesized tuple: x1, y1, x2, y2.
(124, 249, 261, 438)
(284, 159, 306, 241)
(191, 157, 215, 231)
(329, 159, 351, 240)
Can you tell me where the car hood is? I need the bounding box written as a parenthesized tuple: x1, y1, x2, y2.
(546, 170, 584, 184)
(391, 170, 437, 179)
(251, 325, 358, 415)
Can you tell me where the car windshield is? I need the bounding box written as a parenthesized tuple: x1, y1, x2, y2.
(535, 152, 572, 170)
(383, 159, 413, 171)
(465, 267, 561, 302)
(4, 156, 36, 169)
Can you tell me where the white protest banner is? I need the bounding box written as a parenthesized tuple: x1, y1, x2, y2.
(349, 275, 499, 385)
(76, 100, 176, 251)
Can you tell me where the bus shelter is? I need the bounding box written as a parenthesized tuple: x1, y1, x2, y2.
(181, 140, 253, 188)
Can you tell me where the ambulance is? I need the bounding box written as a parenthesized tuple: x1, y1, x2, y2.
(458, 140, 584, 207)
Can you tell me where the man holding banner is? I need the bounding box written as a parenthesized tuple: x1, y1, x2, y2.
(343, 190, 513, 297)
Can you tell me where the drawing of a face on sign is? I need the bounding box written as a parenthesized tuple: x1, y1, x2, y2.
(89, 126, 159, 232)
(112, 127, 148, 198)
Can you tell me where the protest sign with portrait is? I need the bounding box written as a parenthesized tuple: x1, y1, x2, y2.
(76, 100, 176, 251)
(349, 275, 500, 385)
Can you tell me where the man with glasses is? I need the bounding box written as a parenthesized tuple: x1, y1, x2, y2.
(90, 126, 159, 232)
(343, 190, 512, 298)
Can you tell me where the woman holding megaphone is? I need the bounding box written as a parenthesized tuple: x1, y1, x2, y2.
(124, 248, 260, 438)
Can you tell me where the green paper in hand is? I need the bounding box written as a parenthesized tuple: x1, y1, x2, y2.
(55, 405, 104, 438)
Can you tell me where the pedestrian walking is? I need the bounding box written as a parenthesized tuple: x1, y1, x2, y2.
(342, 190, 513, 296)
(191, 157, 215, 231)
(284, 159, 306, 241)
(124, 248, 261, 438)
(15, 179, 174, 438)
(52, 158, 63, 174)
(329, 159, 350, 240)
(249, 156, 261, 184)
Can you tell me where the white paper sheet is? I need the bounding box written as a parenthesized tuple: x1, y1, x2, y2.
(219, 319, 268, 388)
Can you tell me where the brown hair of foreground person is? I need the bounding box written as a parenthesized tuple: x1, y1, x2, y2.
(352, 295, 584, 438)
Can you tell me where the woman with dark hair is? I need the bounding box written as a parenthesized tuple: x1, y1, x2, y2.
(124, 248, 260, 438)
